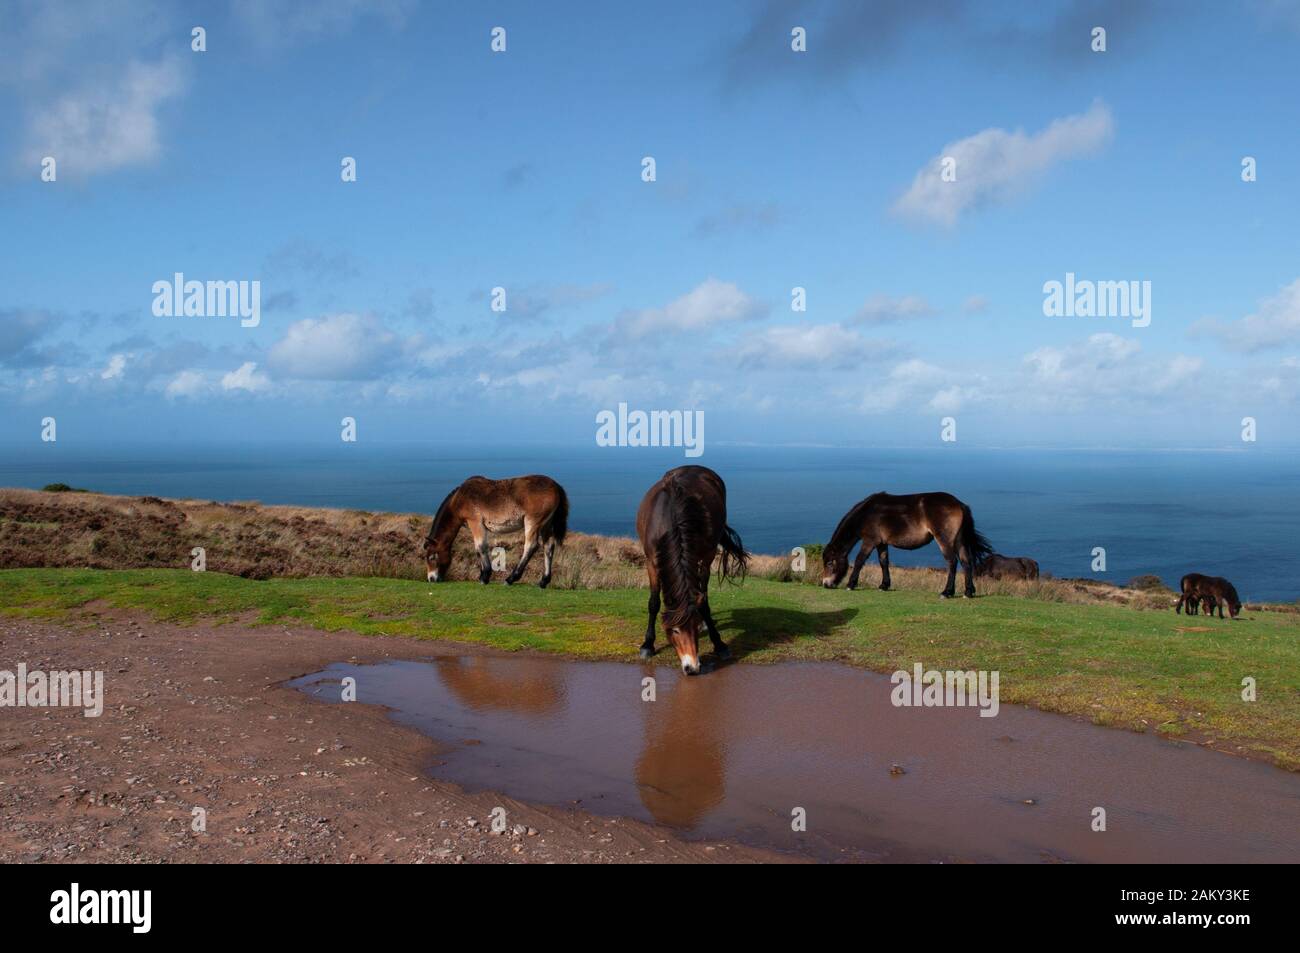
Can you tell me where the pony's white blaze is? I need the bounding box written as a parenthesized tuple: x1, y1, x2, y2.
(428, 570, 439, 582)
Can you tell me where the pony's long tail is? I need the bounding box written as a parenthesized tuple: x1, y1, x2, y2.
(549, 485, 569, 545)
(717, 523, 750, 583)
(960, 505, 994, 570)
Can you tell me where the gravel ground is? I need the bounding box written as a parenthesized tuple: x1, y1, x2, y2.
(0, 611, 783, 864)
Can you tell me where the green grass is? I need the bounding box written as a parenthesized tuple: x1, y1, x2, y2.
(3, 567, 1298, 769)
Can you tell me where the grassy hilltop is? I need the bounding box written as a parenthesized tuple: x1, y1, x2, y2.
(1, 487, 1297, 769)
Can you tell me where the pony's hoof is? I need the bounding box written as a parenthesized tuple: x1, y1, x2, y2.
(538, 576, 551, 589)
(964, 592, 975, 599)
(639, 646, 655, 659)
(713, 644, 732, 660)
(846, 584, 857, 592)
(879, 584, 890, 592)
(504, 576, 516, 586)
(939, 592, 954, 599)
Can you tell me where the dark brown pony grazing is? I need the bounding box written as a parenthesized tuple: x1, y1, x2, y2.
(821, 492, 994, 598)
(977, 554, 1040, 581)
(1176, 573, 1242, 619)
(636, 465, 748, 675)
(423, 475, 568, 587)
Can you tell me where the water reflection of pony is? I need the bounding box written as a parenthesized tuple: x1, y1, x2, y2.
(635, 675, 727, 828)
(432, 657, 564, 716)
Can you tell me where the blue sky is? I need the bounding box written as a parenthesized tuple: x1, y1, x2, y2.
(3, 0, 1300, 449)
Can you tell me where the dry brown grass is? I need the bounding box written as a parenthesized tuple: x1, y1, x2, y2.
(0, 487, 1177, 608)
(0, 487, 619, 586)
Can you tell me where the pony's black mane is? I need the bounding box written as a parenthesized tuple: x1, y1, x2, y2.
(427, 488, 458, 543)
(656, 483, 708, 630)
(826, 492, 884, 554)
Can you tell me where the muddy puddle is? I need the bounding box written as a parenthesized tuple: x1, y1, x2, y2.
(289, 656, 1300, 863)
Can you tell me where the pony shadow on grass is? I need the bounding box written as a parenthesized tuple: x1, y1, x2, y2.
(713, 606, 859, 663)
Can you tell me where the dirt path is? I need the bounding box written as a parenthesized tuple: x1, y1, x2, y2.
(0, 612, 784, 864)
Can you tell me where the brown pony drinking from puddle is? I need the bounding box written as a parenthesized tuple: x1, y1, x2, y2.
(1176, 573, 1242, 619)
(423, 475, 568, 587)
(821, 492, 994, 598)
(637, 465, 748, 675)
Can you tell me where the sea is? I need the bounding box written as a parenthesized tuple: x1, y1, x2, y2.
(1, 443, 1296, 603)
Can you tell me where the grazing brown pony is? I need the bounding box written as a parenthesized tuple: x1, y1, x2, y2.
(636, 466, 748, 675)
(1176, 573, 1242, 619)
(977, 554, 1040, 581)
(821, 492, 994, 598)
(423, 475, 568, 587)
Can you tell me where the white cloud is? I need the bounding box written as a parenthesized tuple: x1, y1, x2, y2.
(616, 279, 766, 338)
(861, 359, 977, 414)
(1192, 278, 1300, 353)
(893, 101, 1114, 227)
(889, 359, 945, 385)
(268, 313, 405, 380)
(100, 353, 127, 380)
(1026, 333, 1140, 383)
(736, 323, 891, 368)
(221, 362, 271, 394)
(1022, 333, 1200, 409)
(928, 386, 967, 413)
(854, 357, 996, 415)
(25, 58, 186, 176)
(164, 369, 207, 399)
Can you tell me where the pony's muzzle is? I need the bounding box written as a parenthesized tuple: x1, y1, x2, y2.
(668, 629, 700, 675)
(427, 570, 439, 583)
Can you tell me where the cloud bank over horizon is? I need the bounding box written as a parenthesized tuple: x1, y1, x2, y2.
(3, 1, 1299, 448)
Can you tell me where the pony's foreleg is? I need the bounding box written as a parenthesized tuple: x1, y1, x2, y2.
(876, 543, 892, 591)
(845, 546, 870, 590)
(640, 588, 660, 658)
(505, 523, 539, 586)
(539, 536, 556, 589)
(700, 597, 730, 660)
